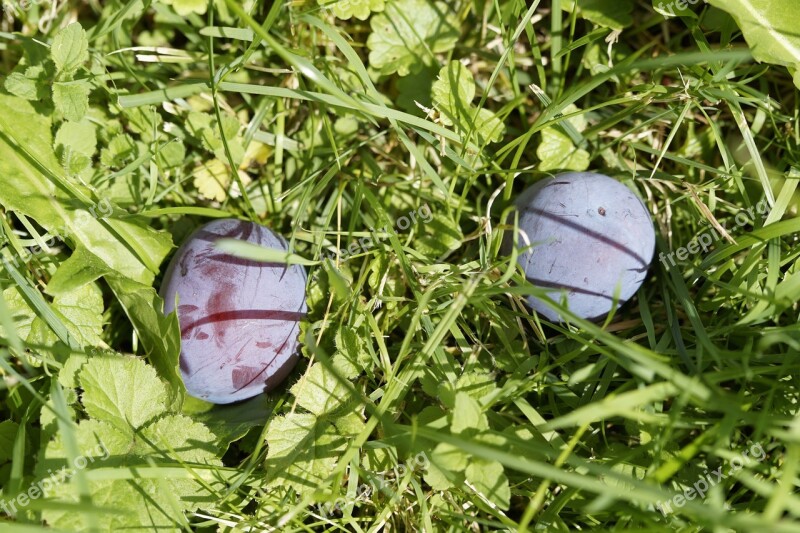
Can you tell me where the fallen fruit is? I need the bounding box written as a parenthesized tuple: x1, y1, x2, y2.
(512, 172, 655, 321)
(160, 219, 307, 404)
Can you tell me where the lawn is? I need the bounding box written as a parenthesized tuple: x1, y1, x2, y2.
(1, 0, 800, 531)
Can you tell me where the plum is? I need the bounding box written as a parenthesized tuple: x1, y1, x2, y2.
(511, 172, 655, 322)
(160, 219, 307, 404)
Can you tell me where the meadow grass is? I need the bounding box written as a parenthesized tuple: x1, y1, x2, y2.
(1, 0, 799, 531)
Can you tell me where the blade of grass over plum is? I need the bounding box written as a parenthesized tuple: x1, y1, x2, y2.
(134, 207, 239, 218)
(214, 239, 318, 266)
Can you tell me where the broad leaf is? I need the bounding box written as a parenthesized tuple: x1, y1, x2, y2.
(465, 459, 511, 510)
(706, 0, 800, 89)
(4, 72, 40, 100)
(52, 81, 90, 122)
(562, 0, 635, 30)
(290, 363, 352, 417)
(79, 356, 169, 432)
(318, 0, 385, 20)
(537, 127, 591, 171)
(432, 61, 505, 145)
(537, 104, 591, 171)
(450, 392, 489, 433)
(367, 0, 459, 76)
(28, 281, 105, 347)
(51, 23, 89, 76)
(0, 95, 173, 287)
(265, 411, 365, 496)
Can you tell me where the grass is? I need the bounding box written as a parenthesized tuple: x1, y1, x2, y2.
(1, 0, 800, 531)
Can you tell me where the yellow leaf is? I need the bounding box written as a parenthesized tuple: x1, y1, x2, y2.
(193, 159, 251, 202)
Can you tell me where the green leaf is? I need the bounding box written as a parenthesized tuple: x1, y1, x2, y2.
(79, 356, 169, 432)
(431, 441, 469, 473)
(450, 392, 489, 433)
(193, 159, 250, 202)
(52, 81, 90, 122)
(432, 61, 475, 124)
(431, 61, 505, 144)
(40, 415, 222, 531)
(58, 353, 90, 389)
(55, 120, 97, 175)
(47, 245, 113, 295)
(706, 0, 800, 89)
(415, 211, 464, 257)
(4, 72, 40, 100)
(537, 127, 591, 171)
(367, 0, 459, 76)
(160, 0, 208, 16)
(265, 411, 365, 496)
(38, 379, 220, 531)
(0, 95, 173, 287)
(562, 0, 635, 30)
(0, 285, 36, 341)
(319, 0, 385, 20)
(455, 372, 499, 400)
(471, 107, 506, 144)
(156, 139, 186, 169)
(187, 111, 245, 166)
(333, 327, 370, 379)
(465, 459, 511, 510)
(100, 134, 138, 169)
(106, 276, 184, 409)
(290, 363, 352, 417)
(396, 66, 437, 113)
(187, 395, 275, 449)
(51, 22, 89, 76)
(55, 120, 97, 157)
(28, 281, 105, 347)
(135, 414, 219, 462)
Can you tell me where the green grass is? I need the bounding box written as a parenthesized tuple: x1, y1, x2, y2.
(1, 0, 800, 531)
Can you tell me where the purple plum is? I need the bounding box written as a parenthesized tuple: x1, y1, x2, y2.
(160, 219, 307, 404)
(512, 172, 655, 322)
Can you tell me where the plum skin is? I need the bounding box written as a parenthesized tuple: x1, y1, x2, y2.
(512, 172, 655, 322)
(160, 219, 307, 404)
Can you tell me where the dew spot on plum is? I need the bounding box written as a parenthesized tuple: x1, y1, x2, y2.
(256, 341, 272, 349)
(194, 331, 209, 340)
